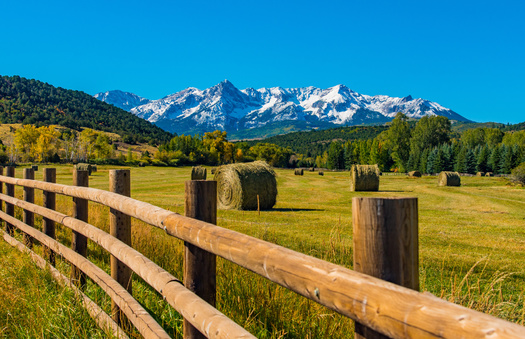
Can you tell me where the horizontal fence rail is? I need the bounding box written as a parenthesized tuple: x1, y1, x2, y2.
(0, 191, 253, 339)
(2, 231, 129, 339)
(1, 173, 525, 338)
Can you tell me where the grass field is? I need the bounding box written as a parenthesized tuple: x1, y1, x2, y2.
(1, 165, 524, 338)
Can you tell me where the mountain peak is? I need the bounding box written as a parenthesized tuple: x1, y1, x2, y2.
(401, 95, 413, 102)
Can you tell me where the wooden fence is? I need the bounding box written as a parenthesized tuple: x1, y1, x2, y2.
(1, 166, 524, 339)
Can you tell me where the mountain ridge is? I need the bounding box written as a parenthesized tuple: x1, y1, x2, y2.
(95, 80, 472, 137)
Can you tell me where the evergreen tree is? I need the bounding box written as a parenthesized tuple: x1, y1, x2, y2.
(466, 149, 477, 174)
(476, 144, 490, 172)
(434, 148, 445, 173)
(327, 141, 344, 169)
(418, 149, 429, 174)
(488, 146, 501, 174)
(382, 112, 411, 171)
(454, 147, 468, 173)
(426, 149, 437, 174)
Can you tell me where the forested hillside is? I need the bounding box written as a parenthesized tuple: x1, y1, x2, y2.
(242, 125, 388, 158)
(0, 75, 172, 144)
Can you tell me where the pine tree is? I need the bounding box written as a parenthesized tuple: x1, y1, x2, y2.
(476, 144, 490, 172)
(488, 146, 501, 174)
(466, 149, 477, 174)
(454, 147, 468, 173)
(426, 149, 437, 174)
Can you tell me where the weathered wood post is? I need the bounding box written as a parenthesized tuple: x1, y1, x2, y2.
(184, 180, 217, 339)
(0, 167, 3, 222)
(352, 197, 419, 339)
(71, 169, 89, 288)
(43, 168, 57, 266)
(5, 166, 15, 235)
(23, 168, 35, 248)
(109, 169, 132, 327)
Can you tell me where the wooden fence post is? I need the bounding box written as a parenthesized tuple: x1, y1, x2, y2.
(352, 197, 419, 339)
(0, 167, 3, 224)
(109, 169, 132, 327)
(43, 168, 57, 266)
(5, 166, 15, 235)
(71, 169, 89, 288)
(23, 168, 35, 248)
(184, 180, 217, 339)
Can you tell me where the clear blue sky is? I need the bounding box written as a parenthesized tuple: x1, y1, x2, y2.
(2, 0, 524, 123)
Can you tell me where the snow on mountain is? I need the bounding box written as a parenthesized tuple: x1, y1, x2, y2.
(94, 81, 470, 135)
(94, 90, 151, 111)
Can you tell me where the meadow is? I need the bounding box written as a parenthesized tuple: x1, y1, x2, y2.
(1, 165, 524, 338)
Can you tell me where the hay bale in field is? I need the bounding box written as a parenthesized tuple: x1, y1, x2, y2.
(318, 171, 324, 176)
(31, 165, 38, 171)
(485, 172, 494, 177)
(214, 161, 277, 210)
(91, 165, 97, 172)
(350, 164, 380, 191)
(75, 163, 92, 175)
(211, 168, 216, 175)
(408, 170, 421, 178)
(294, 168, 304, 176)
(438, 171, 461, 186)
(309, 167, 315, 172)
(476, 172, 485, 177)
(191, 166, 207, 180)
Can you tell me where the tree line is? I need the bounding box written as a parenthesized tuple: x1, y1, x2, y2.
(316, 113, 525, 174)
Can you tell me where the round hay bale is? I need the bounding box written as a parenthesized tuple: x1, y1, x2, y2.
(214, 161, 277, 210)
(294, 168, 304, 176)
(75, 163, 92, 175)
(485, 172, 494, 177)
(350, 164, 380, 191)
(476, 171, 485, 177)
(438, 171, 461, 186)
(408, 170, 421, 178)
(318, 171, 324, 176)
(91, 165, 97, 172)
(309, 167, 315, 172)
(191, 166, 207, 180)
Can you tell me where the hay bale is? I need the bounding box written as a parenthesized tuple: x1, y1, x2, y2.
(191, 166, 207, 180)
(350, 164, 380, 191)
(214, 161, 277, 210)
(476, 172, 485, 177)
(408, 170, 421, 178)
(294, 168, 304, 176)
(31, 165, 38, 171)
(91, 165, 97, 172)
(309, 167, 315, 172)
(75, 163, 92, 175)
(318, 171, 324, 176)
(438, 171, 461, 186)
(485, 172, 494, 177)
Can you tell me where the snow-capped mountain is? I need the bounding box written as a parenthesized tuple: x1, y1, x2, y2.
(94, 90, 151, 112)
(94, 80, 470, 137)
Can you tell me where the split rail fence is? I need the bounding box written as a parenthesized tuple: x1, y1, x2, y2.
(1, 166, 524, 339)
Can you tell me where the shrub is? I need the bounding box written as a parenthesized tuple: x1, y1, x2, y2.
(510, 162, 525, 185)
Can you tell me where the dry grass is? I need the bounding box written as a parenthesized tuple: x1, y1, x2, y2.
(1, 165, 524, 337)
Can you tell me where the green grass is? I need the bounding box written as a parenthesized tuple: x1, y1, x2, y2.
(1, 165, 525, 338)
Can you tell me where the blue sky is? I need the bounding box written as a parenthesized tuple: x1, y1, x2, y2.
(2, 0, 524, 123)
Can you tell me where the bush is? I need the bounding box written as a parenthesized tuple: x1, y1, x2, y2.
(151, 159, 167, 167)
(510, 163, 525, 185)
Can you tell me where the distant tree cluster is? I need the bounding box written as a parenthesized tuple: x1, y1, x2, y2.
(153, 130, 294, 167)
(313, 113, 525, 174)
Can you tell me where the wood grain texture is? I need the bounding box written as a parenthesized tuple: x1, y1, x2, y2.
(353, 197, 419, 339)
(71, 170, 89, 288)
(1, 175, 524, 338)
(184, 180, 217, 339)
(5, 167, 15, 235)
(0, 209, 170, 339)
(23, 168, 35, 248)
(43, 168, 56, 265)
(2, 231, 129, 339)
(109, 170, 132, 327)
(0, 192, 254, 339)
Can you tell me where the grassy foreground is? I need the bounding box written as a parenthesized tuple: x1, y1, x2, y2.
(1, 165, 525, 338)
